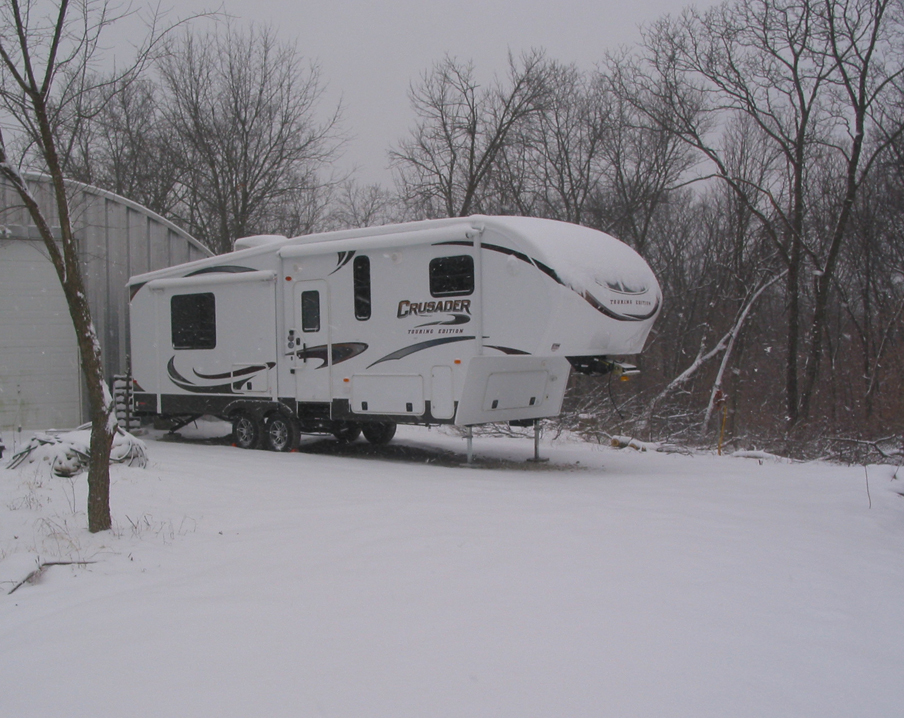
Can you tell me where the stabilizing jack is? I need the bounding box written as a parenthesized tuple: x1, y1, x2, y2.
(527, 419, 548, 463)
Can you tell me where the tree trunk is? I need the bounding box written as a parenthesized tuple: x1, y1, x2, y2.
(0, 144, 114, 533)
(68, 291, 115, 533)
(50, 195, 116, 532)
(784, 242, 802, 427)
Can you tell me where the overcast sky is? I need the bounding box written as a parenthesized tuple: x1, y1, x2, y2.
(178, 0, 699, 185)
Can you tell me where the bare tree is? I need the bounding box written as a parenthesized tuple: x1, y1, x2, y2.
(636, 0, 904, 427)
(54, 76, 181, 216)
(326, 179, 403, 229)
(830, 144, 904, 423)
(391, 50, 550, 218)
(637, 0, 832, 427)
(0, 0, 178, 532)
(494, 60, 606, 223)
(158, 23, 342, 253)
(798, 0, 904, 415)
(592, 56, 698, 254)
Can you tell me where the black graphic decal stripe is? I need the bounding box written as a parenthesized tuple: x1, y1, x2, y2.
(167, 357, 199, 388)
(192, 364, 274, 381)
(482, 242, 535, 269)
(285, 342, 369, 369)
(415, 314, 471, 328)
(295, 345, 329, 369)
(606, 281, 648, 295)
(434, 240, 538, 272)
(436, 238, 563, 284)
(437, 238, 656, 323)
(331, 342, 368, 364)
(167, 357, 275, 394)
(329, 250, 357, 275)
(434, 240, 474, 248)
(581, 291, 660, 322)
(485, 345, 530, 355)
(185, 265, 256, 277)
(532, 259, 563, 284)
(368, 336, 475, 368)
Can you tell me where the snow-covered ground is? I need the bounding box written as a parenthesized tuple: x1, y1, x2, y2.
(1, 423, 902, 717)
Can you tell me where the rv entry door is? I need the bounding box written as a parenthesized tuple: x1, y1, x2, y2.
(289, 280, 331, 402)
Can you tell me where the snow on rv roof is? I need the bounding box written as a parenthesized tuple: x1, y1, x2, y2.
(482, 216, 660, 299)
(128, 217, 477, 285)
(129, 216, 657, 298)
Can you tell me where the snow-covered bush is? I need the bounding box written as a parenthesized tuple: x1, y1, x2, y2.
(6, 427, 148, 476)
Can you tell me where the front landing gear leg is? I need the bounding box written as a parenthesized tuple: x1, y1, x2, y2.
(527, 420, 549, 463)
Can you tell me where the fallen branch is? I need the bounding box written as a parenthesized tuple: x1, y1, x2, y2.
(609, 435, 692, 455)
(827, 436, 903, 462)
(640, 270, 787, 439)
(730, 449, 793, 463)
(7, 560, 98, 595)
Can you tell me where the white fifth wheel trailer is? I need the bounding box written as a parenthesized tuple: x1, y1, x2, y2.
(127, 215, 661, 450)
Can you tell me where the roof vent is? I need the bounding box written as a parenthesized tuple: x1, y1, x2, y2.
(234, 234, 287, 251)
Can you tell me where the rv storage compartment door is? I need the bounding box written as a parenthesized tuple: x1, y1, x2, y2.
(430, 366, 455, 419)
(481, 370, 548, 412)
(351, 374, 425, 415)
(454, 355, 571, 425)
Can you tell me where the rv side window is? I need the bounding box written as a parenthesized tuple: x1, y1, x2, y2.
(429, 255, 474, 297)
(353, 255, 371, 320)
(171, 293, 216, 350)
(301, 290, 321, 332)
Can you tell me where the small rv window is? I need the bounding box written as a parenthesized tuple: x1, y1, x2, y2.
(353, 255, 371, 320)
(429, 255, 474, 297)
(171, 293, 216, 350)
(301, 290, 321, 332)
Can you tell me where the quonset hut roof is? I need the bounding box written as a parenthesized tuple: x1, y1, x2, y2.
(0, 172, 211, 429)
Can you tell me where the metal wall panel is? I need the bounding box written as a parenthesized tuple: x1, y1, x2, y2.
(0, 240, 81, 430)
(0, 174, 212, 429)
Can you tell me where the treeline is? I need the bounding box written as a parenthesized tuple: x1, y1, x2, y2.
(38, 0, 904, 453)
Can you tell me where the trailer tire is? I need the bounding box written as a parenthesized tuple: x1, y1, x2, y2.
(232, 411, 262, 450)
(362, 421, 397, 445)
(264, 413, 299, 452)
(332, 421, 361, 443)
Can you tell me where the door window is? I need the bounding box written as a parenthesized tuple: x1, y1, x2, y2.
(301, 290, 320, 332)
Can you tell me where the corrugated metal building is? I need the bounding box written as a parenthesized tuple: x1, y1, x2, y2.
(0, 173, 211, 431)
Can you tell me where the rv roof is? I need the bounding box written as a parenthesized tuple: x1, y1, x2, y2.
(129, 216, 656, 300)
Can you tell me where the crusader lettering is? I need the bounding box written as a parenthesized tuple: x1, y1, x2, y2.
(397, 299, 471, 318)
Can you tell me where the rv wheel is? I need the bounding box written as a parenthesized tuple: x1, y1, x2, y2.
(265, 413, 299, 452)
(362, 421, 397, 445)
(332, 421, 361, 443)
(232, 412, 262, 450)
